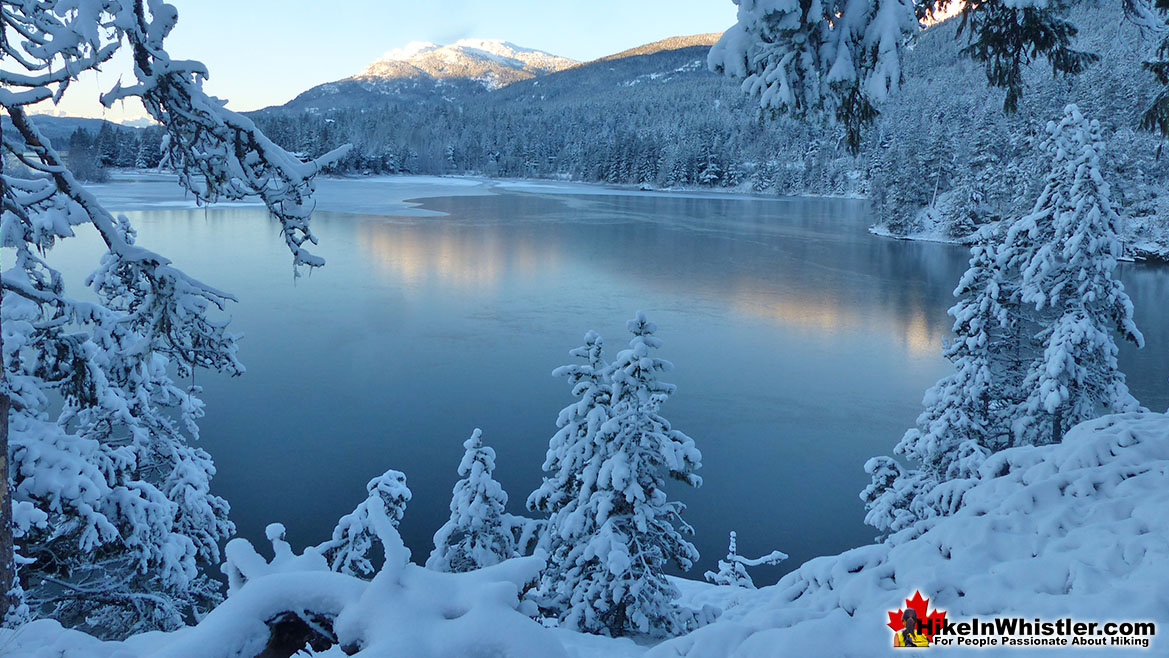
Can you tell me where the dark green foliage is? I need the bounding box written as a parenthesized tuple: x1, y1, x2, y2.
(955, 1, 1098, 113)
(1141, 0, 1169, 137)
(66, 129, 108, 182)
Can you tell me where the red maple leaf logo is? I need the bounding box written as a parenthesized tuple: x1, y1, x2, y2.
(887, 590, 947, 641)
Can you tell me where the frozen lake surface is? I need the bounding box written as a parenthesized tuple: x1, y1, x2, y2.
(69, 174, 1168, 584)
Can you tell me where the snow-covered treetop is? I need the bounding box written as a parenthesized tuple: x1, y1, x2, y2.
(710, 0, 1111, 148)
(427, 429, 519, 573)
(708, 0, 918, 149)
(2, 0, 350, 273)
(704, 531, 787, 588)
(317, 470, 412, 579)
(1004, 104, 1142, 346)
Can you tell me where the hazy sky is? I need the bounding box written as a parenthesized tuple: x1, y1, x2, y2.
(33, 0, 738, 121)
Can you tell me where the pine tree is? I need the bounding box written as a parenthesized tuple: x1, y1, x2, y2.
(427, 429, 517, 573)
(703, 531, 787, 589)
(1003, 105, 1144, 445)
(528, 331, 612, 613)
(550, 313, 702, 637)
(863, 229, 1021, 532)
(317, 470, 411, 578)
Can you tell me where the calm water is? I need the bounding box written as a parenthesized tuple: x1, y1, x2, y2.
(68, 178, 1169, 584)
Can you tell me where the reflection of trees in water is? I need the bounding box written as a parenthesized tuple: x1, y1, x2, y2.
(359, 192, 970, 357)
(1118, 265, 1169, 411)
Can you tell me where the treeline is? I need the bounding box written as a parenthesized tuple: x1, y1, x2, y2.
(248, 3, 1169, 253)
(62, 123, 165, 181)
(251, 48, 870, 197)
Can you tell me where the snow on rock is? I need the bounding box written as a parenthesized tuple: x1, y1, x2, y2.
(333, 555, 563, 657)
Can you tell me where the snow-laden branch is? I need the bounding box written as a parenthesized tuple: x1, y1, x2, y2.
(1, 0, 345, 634)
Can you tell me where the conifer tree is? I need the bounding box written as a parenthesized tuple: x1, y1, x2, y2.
(528, 332, 612, 616)
(578, 313, 701, 636)
(427, 429, 517, 573)
(703, 531, 787, 589)
(864, 229, 1021, 532)
(318, 471, 411, 578)
(530, 316, 702, 637)
(1003, 105, 1144, 445)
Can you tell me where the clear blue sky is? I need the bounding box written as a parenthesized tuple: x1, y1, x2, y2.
(39, 0, 737, 121)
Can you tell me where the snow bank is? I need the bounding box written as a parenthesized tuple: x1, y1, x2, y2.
(648, 411, 1169, 656)
(1, 412, 1165, 656)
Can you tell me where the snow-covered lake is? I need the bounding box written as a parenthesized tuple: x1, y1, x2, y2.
(71, 174, 1168, 585)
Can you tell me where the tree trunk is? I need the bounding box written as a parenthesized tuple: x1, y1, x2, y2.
(1051, 409, 1063, 445)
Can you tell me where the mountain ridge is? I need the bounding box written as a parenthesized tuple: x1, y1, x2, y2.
(264, 34, 717, 114)
(352, 39, 576, 89)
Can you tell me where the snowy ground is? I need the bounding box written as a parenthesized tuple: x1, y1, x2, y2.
(3, 412, 1164, 656)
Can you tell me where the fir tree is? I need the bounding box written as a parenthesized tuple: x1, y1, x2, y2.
(864, 229, 1021, 532)
(1004, 105, 1144, 445)
(318, 471, 411, 579)
(703, 531, 787, 589)
(427, 429, 518, 573)
(528, 331, 612, 613)
(561, 313, 702, 637)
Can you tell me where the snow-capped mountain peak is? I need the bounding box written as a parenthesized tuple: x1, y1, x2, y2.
(382, 41, 440, 61)
(356, 39, 577, 90)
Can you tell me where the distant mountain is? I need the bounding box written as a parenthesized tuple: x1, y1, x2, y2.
(361, 39, 576, 85)
(3, 115, 124, 147)
(594, 34, 721, 63)
(270, 39, 577, 113)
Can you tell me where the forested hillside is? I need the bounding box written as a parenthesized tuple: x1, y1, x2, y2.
(247, 1, 1169, 257)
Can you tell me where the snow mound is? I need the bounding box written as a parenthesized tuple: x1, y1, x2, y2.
(647, 411, 1169, 656)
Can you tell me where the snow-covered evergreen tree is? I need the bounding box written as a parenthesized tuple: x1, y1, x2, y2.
(317, 470, 411, 578)
(711, 1, 1102, 148)
(427, 429, 518, 573)
(705, 531, 753, 588)
(1003, 105, 1144, 445)
(708, 0, 918, 150)
(863, 228, 1021, 533)
(532, 313, 702, 637)
(0, 0, 345, 635)
(703, 531, 787, 589)
(527, 331, 612, 614)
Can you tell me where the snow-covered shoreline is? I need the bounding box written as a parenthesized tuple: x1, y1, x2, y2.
(97, 169, 863, 215)
(870, 220, 1169, 265)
